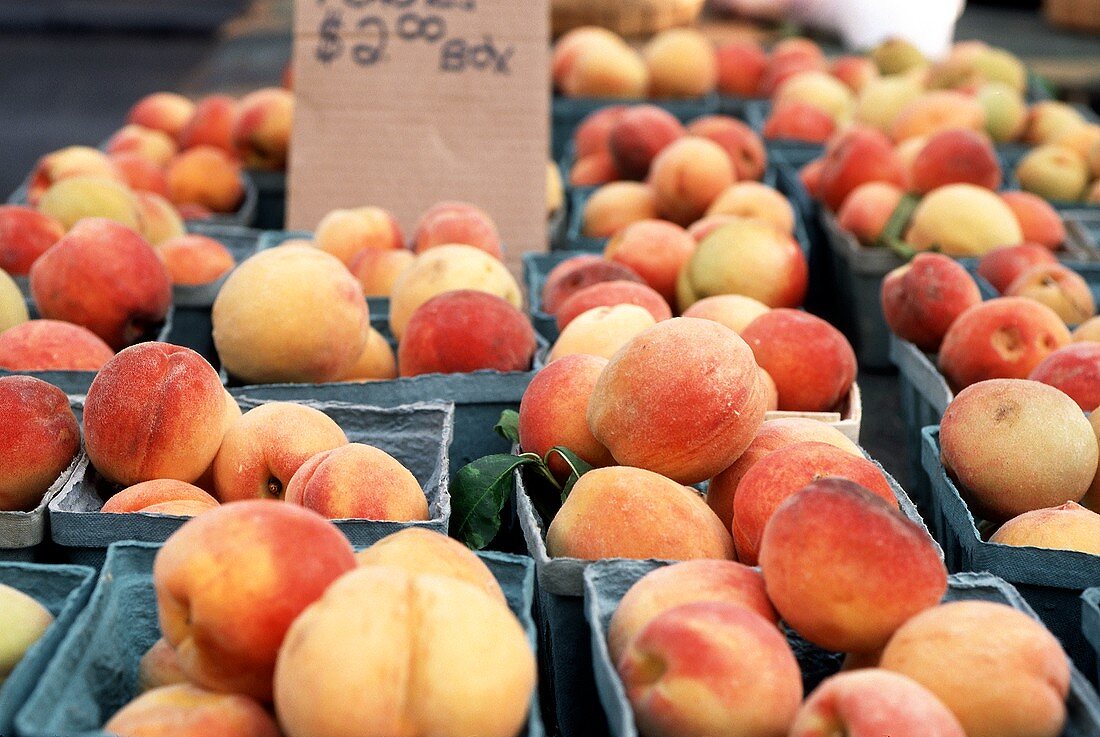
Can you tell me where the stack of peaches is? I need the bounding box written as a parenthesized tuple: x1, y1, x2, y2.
(101, 510, 535, 737)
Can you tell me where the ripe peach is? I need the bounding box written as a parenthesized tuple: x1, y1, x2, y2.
(1027, 343, 1100, 411)
(574, 105, 628, 159)
(681, 294, 769, 334)
(107, 124, 178, 168)
(545, 466, 734, 559)
(977, 82, 1028, 143)
(314, 206, 404, 265)
(775, 71, 855, 125)
(167, 146, 243, 213)
(1025, 101, 1087, 146)
(28, 146, 119, 205)
(156, 234, 234, 286)
(604, 219, 694, 304)
(0, 375, 80, 511)
(759, 54, 826, 97)
(647, 137, 735, 226)
(411, 201, 502, 260)
(999, 192, 1066, 249)
(285, 443, 427, 521)
(587, 318, 767, 484)
(705, 182, 795, 234)
(154, 500, 357, 700)
(548, 303, 656, 362)
(30, 218, 171, 349)
(101, 479, 218, 514)
(910, 129, 1001, 194)
(816, 127, 906, 212)
(642, 28, 717, 98)
(556, 280, 671, 330)
(772, 37, 825, 65)
(715, 41, 768, 97)
(560, 37, 648, 99)
(890, 91, 986, 142)
(0, 205, 65, 275)
(540, 254, 642, 314)
(685, 214, 740, 242)
(110, 152, 169, 197)
(0, 319, 114, 371)
(570, 151, 619, 186)
(1054, 123, 1100, 162)
(36, 175, 141, 231)
(104, 684, 280, 737)
(836, 182, 904, 246)
(0, 268, 25, 333)
(906, 184, 1023, 257)
(853, 75, 923, 133)
(546, 162, 563, 214)
(178, 94, 237, 153)
(871, 38, 926, 75)
(1005, 264, 1096, 324)
(233, 88, 293, 170)
(552, 27, 623, 88)
(687, 115, 767, 182)
(1075, 316, 1100, 343)
(347, 247, 414, 297)
(134, 191, 186, 245)
(128, 92, 195, 140)
(1015, 144, 1089, 201)
(607, 105, 685, 180)
(137, 638, 188, 692)
(880, 601, 1070, 737)
(881, 252, 982, 353)
(831, 55, 879, 93)
(582, 182, 660, 238)
(337, 326, 397, 382)
(990, 501, 1100, 554)
(763, 101, 837, 144)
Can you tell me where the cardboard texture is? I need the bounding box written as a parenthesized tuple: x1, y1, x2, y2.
(289, 0, 550, 269)
(0, 451, 84, 558)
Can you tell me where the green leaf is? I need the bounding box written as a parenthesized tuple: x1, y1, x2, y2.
(883, 237, 918, 261)
(545, 447, 593, 501)
(494, 409, 521, 443)
(449, 454, 537, 550)
(876, 193, 920, 253)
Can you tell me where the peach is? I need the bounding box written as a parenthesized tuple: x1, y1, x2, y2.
(30, 218, 171, 349)
(977, 82, 1028, 143)
(36, 175, 140, 231)
(831, 55, 878, 93)
(331, 326, 394, 382)
(608, 560, 777, 663)
(154, 501, 357, 700)
(741, 309, 856, 412)
(104, 684, 280, 737)
(604, 219, 695, 304)
(715, 41, 768, 97)
(685, 214, 740, 242)
(518, 354, 614, 478)
(619, 603, 801, 737)
(705, 182, 794, 234)
(790, 669, 966, 737)
(573, 105, 628, 159)
(910, 129, 1001, 194)
(178, 94, 237, 153)
(273, 566, 534, 737)
(128, 92, 195, 139)
(1025, 101, 1087, 146)
(906, 184, 1023, 257)
(1028, 342, 1100, 411)
(889, 91, 986, 143)
(141, 499, 220, 516)
(0, 319, 114, 371)
(759, 54, 826, 97)
(548, 303, 656, 362)
(284, 443, 427, 521)
(552, 27, 623, 87)
(678, 219, 808, 310)
(1075, 316, 1100, 343)
(880, 601, 1070, 737)
(398, 290, 536, 376)
(314, 207, 404, 266)
(547, 160, 564, 215)
(1006, 263, 1096, 324)
(647, 137, 735, 226)
(107, 124, 178, 168)
(233, 88, 293, 170)
(1091, 138, 1100, 179)
(540, 254, 642, 314)
(1055, 123, 1100, 162)
(0, 268, 25, 333)
(134, 191, 186, 246)
(137, 638, 188, 692)
(110, 152, 169, 197)
(941, 378, 1096, 520)
(175, 203, 213, 220)
(388, 244, 521, 339)
(101, 479, 219, 514)
(0, 375, 80, 511)
(545, 466, 734, 559)
(587, 318, 767, 484)
(569, 152, 619, 186)
(1015, 144, 1089, 201)
(642, 28, 717, 98)
(1088, 180, 1100, 205)
(411, 201, 502, 260)
(555, 279, 670, 330)
(167, 146, 244, 213)
(733, 442, 895, 565)
(28, 146, 119, 205)
(156, 234, 234, 286)
(582, 182, 660, 238)
(999, 192, 1066, 249)
(687, 115, 767, 182)
(212, 245, 370, 383)
(706, 417, 862, 530)
(773, 37, 825, 65)
(816, 127, 906, 212)
(347, 247, 414, 297)
(853, 75, 923, 134)
(990, 501, 1100, 554)
(881, 252, 982, 353)
(561, 38, 648, 99)
(212, 402, 348, 502)
(775, 71, 855, 125)
(974, 47, 1027, 91)
(871, 38, 926, 75)
(0, 205, 65, 275)
(355, 528, 505, 603)
(681, 294, 769, 334)
(836, 182, 904, 246)
(608, 105, 686, 180)
(894, 135, 929, 185)
(763, 101, 837, 144)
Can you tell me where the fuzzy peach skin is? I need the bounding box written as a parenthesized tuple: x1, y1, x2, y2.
(314, 207, 404, 266)
(643, 28, 717, 98)
(153, 500, 357, 701)
(677, 219, 808, 310)
(84, 343, 228, 486)
(937, 298, 1070, 390)
(0, 205, 65, 275)
(816, 127, 906, 212)
(764, 101, 837, 144)
(1000, 192, 1066, 249)
(166, 146, 244, 214)
(574, 105, 628, 159)
(107, 124, 178, 168)
(706, 418, 861, 530)
(647, 137, 735, 226)
(990, 501, 1100, 554)
(608, 560, 777, 663)
(604, 219, 695, 304)
(715, 41, 768, 97)
(687, 115, 767, 181)
(518, 354, 615, 479)
(212, 245, 370, 383)
(411, 201, 503, 260)
(140, 499, 220, 516)
(110, 152, 169, 197)
(178, 95, 237, 153)
(571, 151, 619, 186)
(540, 255, 642, 315)
(681, 294, 769, 334)
(548, 304, 657, 362)
(759, 54, 826, 98)
(285, 444, 427, 521)
(831, 55, 878, 93)
(760, 479, 946, 653)
(1075, 316, 1100, 343)
(910, 129, 1002, 194)
(348, 247, 415, 297)
(940, 378, 1097, 521)
(36, 175, 141, 232)
(0, 320, 114, 371)
(741, 309, 856, 412)
(705, 182, 794, 234)
(1029, 343, 1100, 410)
(619, 602, 801, 737)
(1025, 101, 1087, 146)
(608, 105, 685, 180)
(134, 191, 186, 246)
(104, 684, 280, 737)
(789, 669, 966, 737)
(890, 91, 986, 143)
(388, 244, 521, 340)
(853, 75, 923, 133)
(588, 318, 767, 484)
(556, 280, 671, 331)
(156, 234, 234, 286)
(1015, 144, 1089, 202)
(102, 480, 219, 514)
(775, 71, 855, 126)
(881, 252, 982, 353)
(0, 376, 79, 511)
(274, 567, 534, 737)
(870, 38, 926, 74)
(835, 182, 904, 247)
(233, 87, 293, 170)
(546, 466, 734, 560)
(355, 528, 506, 604)
(337, 326, 397, 382)
(582, 182, 660, 238)
(732, 441, 895, 565)
(211, 402, 348, 502)
(880, 601, 1070, 737)
(551, 26, 625, 89)
(978, 82, 1028, 143)
(0, 267, 25, 333)
(137, 638, 189, 692)
(1005, 264, 1096, 325)
(559, 36, 648, 99)
(128, 92, 195, 139)
(27, 146, 120, 206)
(906, 183, 1024, 257)
(398, 290, 536, 376)
(978, 244, 1058, 294)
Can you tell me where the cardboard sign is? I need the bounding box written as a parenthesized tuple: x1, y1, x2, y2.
(289, 0, 549, 263)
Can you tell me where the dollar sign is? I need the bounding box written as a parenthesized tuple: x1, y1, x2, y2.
(316, 9, 343, 64)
